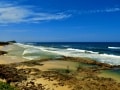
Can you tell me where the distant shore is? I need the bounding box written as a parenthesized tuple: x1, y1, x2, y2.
(0, 44, 120, 90)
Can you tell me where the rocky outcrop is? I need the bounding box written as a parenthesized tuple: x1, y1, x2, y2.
(7, 40, 16, 44)
(0, 51, 7, 55)
(0, 42, 9, 45)
(0, 41, 16, 45)
(0, 65, 26, 84)
(0, 57, 120, 90)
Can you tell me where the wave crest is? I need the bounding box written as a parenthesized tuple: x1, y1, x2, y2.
(13, 43, 120, 65)
(108, 47, 120, 49)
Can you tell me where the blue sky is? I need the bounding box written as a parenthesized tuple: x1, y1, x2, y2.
(0, 0, 120, 42)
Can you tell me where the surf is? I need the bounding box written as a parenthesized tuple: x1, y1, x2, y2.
(12, 43, 120, 65)
(108, 47, 120, 49)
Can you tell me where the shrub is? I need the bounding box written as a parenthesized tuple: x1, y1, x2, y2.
(0, 81, 17, 90)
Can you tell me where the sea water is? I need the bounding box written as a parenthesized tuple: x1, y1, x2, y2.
(7, 42, 120, 65)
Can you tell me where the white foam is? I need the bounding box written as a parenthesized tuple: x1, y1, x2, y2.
(23, 56, 39, 60)
(67, 48, 86, 53)
(53, 49, 120, 65)
(100, 53, 120, 58)
(23, 48, 41, 55)
(14, 43, 120, 65)
(66, 48, 99, 54)
(14, 43, 36, 48)
(108, 47, 120, 49)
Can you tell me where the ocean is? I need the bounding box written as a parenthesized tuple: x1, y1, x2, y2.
(7, 42, 120, 65)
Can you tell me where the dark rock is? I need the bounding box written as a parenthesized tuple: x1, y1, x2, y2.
(0, 41, 16, 45)
(0, 42, 9, 45)
(0, 51, 7, 55)
(0, 65, 26, 84)
(7, 40, 16, 44)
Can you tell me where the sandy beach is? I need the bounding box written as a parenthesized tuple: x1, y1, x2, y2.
(0, 45, 120, 90)
(0, 55, 28, 64)
(0, 44, 28, 64)
(0, 57, 120, 90)
(0, 46, 3, 49)
(0, 46, 5, 52)
(0, 0, 120, 89)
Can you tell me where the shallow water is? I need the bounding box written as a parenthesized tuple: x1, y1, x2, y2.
(13, 42, 120, 65)
(99, 69, 120, 82)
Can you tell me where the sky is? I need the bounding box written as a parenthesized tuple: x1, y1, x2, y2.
(0, 0, 120, 42)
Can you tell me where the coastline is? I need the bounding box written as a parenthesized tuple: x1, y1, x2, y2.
(0, 44, 120, 90)
(0, 44, 28, 64)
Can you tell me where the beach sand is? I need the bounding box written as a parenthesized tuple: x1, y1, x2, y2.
(0, 45, 28, 64)
(0, 45, 120, 90)
(9, 57, 120, 90)
(14, 60, 79, 90)
(33, 60, 79, 71)
(0, 46, 3, 49)
(35, 78, 71, 90)
(0, 55, 28, 64)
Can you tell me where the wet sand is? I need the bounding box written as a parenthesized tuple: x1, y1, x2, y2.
(33, 60, 79, 71)
(0, 45, 28, 64)
(0, 55, 28, 64)
(0, 45, 120, 90)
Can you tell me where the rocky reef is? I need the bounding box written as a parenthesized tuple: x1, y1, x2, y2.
(0, 57, 120, 90)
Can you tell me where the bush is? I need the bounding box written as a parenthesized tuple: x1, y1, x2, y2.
(0, 81, 17, 90)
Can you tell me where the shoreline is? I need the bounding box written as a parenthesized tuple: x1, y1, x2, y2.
(0, 44, 120, 90)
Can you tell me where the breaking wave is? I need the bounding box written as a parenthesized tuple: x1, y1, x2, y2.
(108, 47, 120, 49)
(12, 43, 120, 65)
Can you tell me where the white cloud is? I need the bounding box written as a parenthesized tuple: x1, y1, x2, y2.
(0, 3, 71, 24)
(0, 6, 30, 24)
(67, 7, 120, 15)
(88, 8, 120, 14)
(30, 13, 71, 21)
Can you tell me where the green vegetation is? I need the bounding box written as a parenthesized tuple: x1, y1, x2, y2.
(0, 81, 17, 90)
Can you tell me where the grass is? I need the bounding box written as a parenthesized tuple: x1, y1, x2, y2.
(0, 81, 17, 90)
